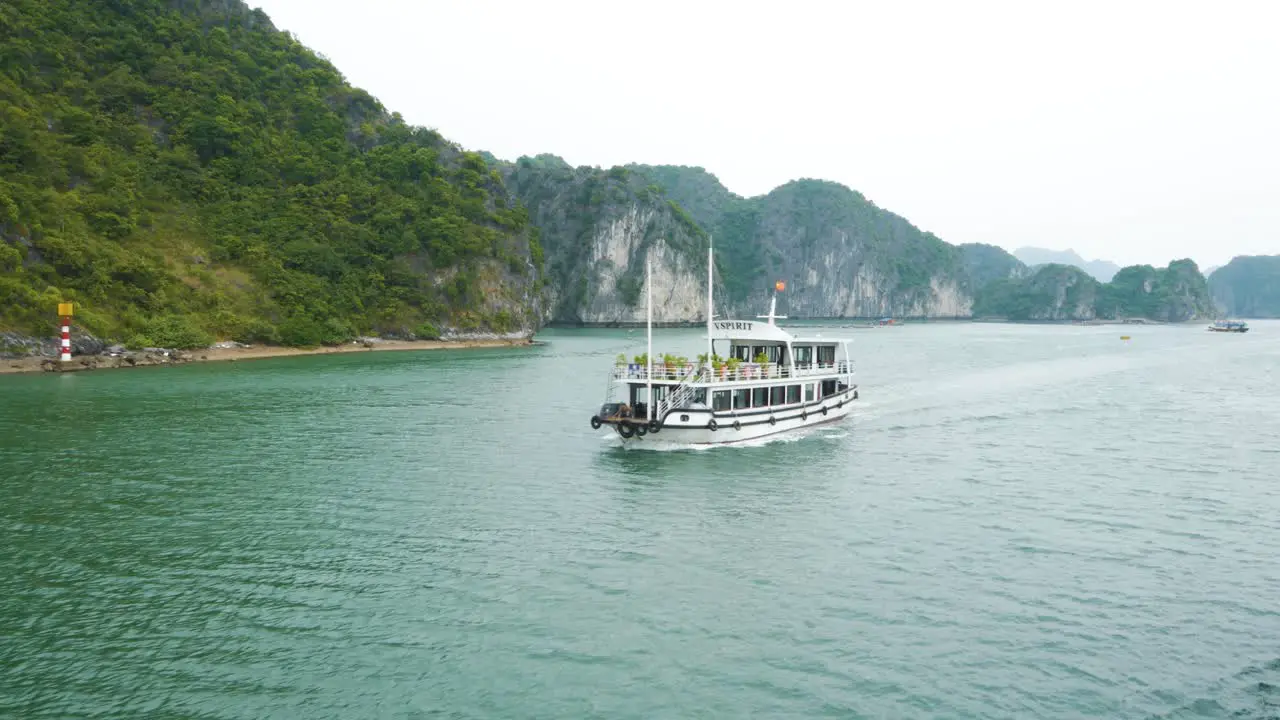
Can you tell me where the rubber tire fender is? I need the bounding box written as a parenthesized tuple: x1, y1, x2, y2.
(635, 423, 648, 437)
(707, 419, 718, 432)
(769, 416, 777, 426)
(617, 423, 635, 438)
(590, 416, 602, 430)
(648, 419, 661, 434)
(733, 420, 742, 431)
(822, 406, 829, 416)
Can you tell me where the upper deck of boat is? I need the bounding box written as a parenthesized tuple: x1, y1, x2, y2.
(613, 315, 854, 386)
(612, 360, 852, 385)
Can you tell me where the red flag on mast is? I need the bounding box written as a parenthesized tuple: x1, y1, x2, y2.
(775, 280, 786, 292)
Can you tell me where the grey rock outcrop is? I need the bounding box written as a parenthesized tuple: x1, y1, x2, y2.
(500, 157, 713, 324)
(627, 168, 1025, 319)
(1, 330, 106, 358)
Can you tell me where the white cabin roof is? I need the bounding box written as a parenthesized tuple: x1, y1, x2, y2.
(708, 319, 848, 346)
(709, 319, 793, 343)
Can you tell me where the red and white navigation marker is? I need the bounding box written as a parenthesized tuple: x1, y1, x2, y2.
(58, 302, 73, 362)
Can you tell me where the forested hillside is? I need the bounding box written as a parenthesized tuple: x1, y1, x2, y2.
(0, 0, 542, 347)
(0, 0, 1219, 352)
(974, 259, 1214, 322)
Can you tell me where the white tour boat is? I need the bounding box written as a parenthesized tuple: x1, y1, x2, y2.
(589, 246, 858, 445)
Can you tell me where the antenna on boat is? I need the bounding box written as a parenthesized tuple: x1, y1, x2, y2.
(706, 235, 714, 365)
(646, 253, 653, 423)
(759, 280, 787, 326)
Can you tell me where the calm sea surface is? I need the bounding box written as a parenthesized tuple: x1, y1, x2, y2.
(2, 321, 1278, 719)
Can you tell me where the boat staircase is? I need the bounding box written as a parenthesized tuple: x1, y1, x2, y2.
(655, 365, 707, 424)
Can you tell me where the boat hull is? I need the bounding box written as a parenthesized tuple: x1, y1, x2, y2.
(608, 389, 856, 446)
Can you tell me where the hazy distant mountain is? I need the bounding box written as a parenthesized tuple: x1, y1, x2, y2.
(1208, 256, 1280, 318)
(1013, 247, 1121, 282)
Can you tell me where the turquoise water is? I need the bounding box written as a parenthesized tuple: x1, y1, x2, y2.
(2, 322, 1278, 718)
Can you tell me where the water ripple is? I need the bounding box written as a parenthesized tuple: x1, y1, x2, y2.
(1, 323, 1279, 718)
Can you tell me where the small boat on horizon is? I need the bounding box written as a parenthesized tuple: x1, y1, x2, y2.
(1208, 320, 1249, 333)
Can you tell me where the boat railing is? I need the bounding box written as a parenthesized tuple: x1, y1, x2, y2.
(612, 360, 853, 383)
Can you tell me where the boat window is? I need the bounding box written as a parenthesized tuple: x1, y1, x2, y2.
(693, 388, 707, 405)
(822, 379, 836, 397)
(713, 390, 731, 411)
(805, 384, 814, 402)
(752, 387, 768, 407)
(733, 345, 752, 361)
(733, 389, 750, 409)
(794, 345, 813, 367)
(818, 346, 836, 366)
(786, 385, 801, 404)
(770, 386, 785, 406)
(767, 346, 781, 364)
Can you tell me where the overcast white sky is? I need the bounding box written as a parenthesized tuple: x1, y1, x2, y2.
(252, 0, 1278, 270)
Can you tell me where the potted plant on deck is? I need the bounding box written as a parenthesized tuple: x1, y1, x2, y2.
(725, 357, 742, 380)
(753, 351, 770, 378)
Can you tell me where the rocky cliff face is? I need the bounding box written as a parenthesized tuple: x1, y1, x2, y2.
(573, 207, 709, 323)
(1209, 256, 1280, 318)
(501, 157, 713, 324)
(626, 167, 1021, 319)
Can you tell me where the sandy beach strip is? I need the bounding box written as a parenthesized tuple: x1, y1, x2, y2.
(0, 337, 535, 375)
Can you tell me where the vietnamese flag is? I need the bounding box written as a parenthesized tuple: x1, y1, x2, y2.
(775, 280, 786, 292)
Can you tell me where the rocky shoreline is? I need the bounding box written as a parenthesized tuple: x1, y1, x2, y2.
(0, 333, 535, 375)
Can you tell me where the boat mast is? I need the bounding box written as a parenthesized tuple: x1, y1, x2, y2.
(758, 283, 786, 326)
(646, 255, 653, 423)
(706, 236, 714, 366)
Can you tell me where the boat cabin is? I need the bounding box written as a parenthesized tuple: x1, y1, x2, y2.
(592, 247, 859, 439)
(610, 317, 854, 422)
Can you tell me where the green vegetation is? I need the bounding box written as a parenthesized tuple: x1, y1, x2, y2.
(499, 154, 708, 319)
(1208, 256, 1280, 318)
(0, 0, 539, 345)
(959, 243, 1027, 289)
(1094, 260, 1211, 321)
(973, 264, 1094, 321)
(627, 169, 970, 306)
(975, 260, 1212, 322)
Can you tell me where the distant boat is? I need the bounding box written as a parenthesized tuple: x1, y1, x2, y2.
(1208, 320, 1249, 333)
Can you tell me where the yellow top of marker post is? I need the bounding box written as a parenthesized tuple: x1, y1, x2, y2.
(58, 302, 74, 316)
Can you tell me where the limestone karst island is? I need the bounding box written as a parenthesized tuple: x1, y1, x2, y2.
(5, 0, 1273, 372)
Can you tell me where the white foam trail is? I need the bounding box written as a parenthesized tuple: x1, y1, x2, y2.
(605, 419, 851, 452)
